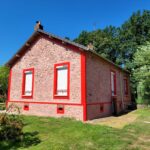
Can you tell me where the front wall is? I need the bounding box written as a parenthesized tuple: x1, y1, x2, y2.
(86, 53, 131, 120)
(8, 102, 83, 120)
(9, 36, 83, 120)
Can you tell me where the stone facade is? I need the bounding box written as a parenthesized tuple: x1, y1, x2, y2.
(7, 33, 131, 121)
(8, 36, 83, 120)
(86, 53, 131, 120)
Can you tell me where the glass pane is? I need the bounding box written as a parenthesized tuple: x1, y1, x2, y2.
(25, 71, 32, 96)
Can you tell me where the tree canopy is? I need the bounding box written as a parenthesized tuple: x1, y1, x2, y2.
(133, 42, 150, 103)
(74, 10, 150, 70)
(74, 10, 150, 102)
(0, 66, 9, 100)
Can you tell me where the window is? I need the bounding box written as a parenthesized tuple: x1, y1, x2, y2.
(22, 68, 34, 98)
(57, 104, 64, 114)
(100, 104, 104, 112)
(111, 71, 116, 96)
(124, 78, 128, 95)
(54, 62, 70, 99)
(24, 104, 29, 111)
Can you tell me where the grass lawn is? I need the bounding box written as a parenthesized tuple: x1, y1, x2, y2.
(0, 108, 150, 150)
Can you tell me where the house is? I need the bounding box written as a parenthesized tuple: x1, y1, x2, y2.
(6, 22, 132, 121)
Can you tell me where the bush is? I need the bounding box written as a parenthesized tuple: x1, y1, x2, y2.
(0, 103, 5, 110)
(0, 103, 23, 141)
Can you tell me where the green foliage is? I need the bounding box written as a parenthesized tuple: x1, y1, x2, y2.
(74, 10, 150, 100)
(0, 104, 23, 141)
(74, 10, 150, 68)
(0, 103, 5, 110)
(133, 42, 150, 104)
(74, 27, 120, 63)
(0, 66, 9, 101)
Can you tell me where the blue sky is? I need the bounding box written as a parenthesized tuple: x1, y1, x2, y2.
(0, 0, 150, 65)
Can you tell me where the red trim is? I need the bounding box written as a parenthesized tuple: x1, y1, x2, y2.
(6, 69, 12, 108)
(110, 70, 117, 96)
(22, 68, 34, 99)
(53, 62, 70, 99)
(7, 100, 82, 106)
(24, 104, 29, 111)
(124, 78, 128, 95)
(57, 104, 64, 114)
(81, 52, 87, 121)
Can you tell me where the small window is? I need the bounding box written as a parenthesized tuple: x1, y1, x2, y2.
(54, 62, 70, 99)
(22, 68, 34, 98)
(111, 71, 117, 96)
(100, 104, 104, 112)
(24, 104, 29, 111)
(57, 104, 64, 114)
(124, 78, 128, 95)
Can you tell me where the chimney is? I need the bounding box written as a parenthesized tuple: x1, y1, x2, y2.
(34, 21, 44, 31)
(87, 43, 94, 50)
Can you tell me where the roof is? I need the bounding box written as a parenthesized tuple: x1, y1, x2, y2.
(6, 29, 129, 73)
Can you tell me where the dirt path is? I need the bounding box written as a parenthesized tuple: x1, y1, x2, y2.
(87, 111, 138, 129)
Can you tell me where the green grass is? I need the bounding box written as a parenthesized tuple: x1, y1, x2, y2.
(0, 103, 5, 110)
(0, 108, 150, 150)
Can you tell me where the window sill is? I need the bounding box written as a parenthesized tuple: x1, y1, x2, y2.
(22, 95, 33, 99)
(54, 94, 69, 99)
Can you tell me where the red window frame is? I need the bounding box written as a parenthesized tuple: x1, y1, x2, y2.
(53, 62, 70, 99)
(124, 78, 128, 95)
(22, 68, 34, 99)
(57, 104, 65, 114)
(24, 104, 29, 111)
(110, 70, 117, 96)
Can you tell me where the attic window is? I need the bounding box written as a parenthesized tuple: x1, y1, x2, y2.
(22, 68, 34, 98)
(57, 105, 64, 114)
(53, 62, 70, 99)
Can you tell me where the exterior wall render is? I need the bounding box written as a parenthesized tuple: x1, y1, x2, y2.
(86, 53, 131, 120)
(8, 36, 84, 120)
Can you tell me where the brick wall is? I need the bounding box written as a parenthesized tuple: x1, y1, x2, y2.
(9, 36, 83, 120)
(86, 52, 131, 120)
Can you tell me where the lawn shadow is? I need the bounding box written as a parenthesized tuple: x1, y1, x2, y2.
(0, 131, 41, 150)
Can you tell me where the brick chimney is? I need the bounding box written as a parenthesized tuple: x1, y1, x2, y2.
(87, 43, 94, 50)
(34, 21, 44, 31)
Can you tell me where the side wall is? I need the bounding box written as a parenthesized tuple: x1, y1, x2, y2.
(86, 53, 131, 120)
(7, 36, 84, 120)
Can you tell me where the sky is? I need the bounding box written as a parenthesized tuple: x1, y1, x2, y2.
(0, 0, 150, 65)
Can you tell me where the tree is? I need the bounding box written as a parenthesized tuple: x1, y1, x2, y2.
(133, 42, 150, 104)
(74, 10, 150, 101)
(119, 10, 150, 70)
(0, 66, 9, 102)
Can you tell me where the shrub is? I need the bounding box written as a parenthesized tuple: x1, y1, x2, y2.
(0, 103, 5, 110)
(0, 103, 23, 141)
